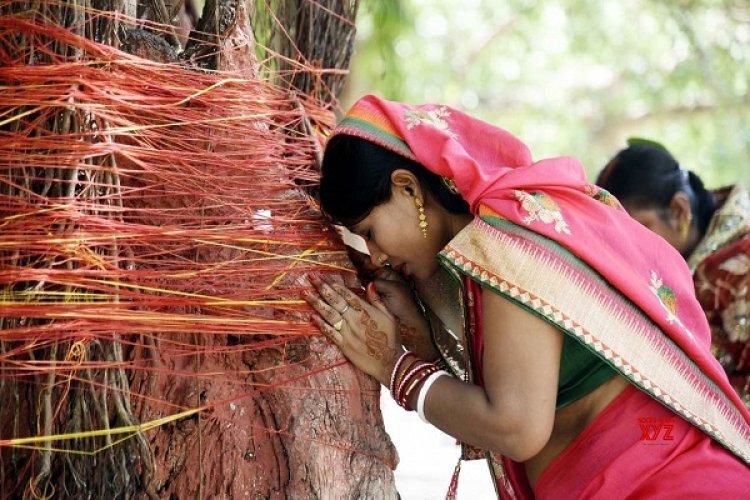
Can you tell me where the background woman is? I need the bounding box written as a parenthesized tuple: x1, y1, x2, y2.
(305, 96, 750, 498)
(598, 142, 750, 408)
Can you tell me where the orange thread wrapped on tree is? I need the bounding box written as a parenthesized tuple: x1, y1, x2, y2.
(0, 1, 397, 497)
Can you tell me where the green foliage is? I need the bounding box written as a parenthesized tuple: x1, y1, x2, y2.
(353, 0, 411, 99)
(345, 0, 749, 187)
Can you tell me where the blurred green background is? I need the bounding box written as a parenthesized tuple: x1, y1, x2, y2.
(341, 0, 749, 188)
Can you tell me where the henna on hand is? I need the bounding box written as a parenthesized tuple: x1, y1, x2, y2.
(396, 319, 438, 361)
(349, 299, 364, 312)
(397, 320, 419, 347)
(320, 286, 337, 305)
(361, 312, 398, 362)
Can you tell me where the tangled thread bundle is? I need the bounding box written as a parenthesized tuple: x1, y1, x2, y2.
(0, 3, 393, 498)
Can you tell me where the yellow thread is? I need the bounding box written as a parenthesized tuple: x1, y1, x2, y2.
(104, 113, 275, 134)
(71, 278, 315, 304)
(266, 241, 325, 290)
(172, 78, 249, 106)
(0, 105, 47, 127)
(0, 299, 307, 307)
(10, 431, 137, 455)
(46, 312, 303, 324)
(2, 204, 73, 222)
(3, 407, 202, 447)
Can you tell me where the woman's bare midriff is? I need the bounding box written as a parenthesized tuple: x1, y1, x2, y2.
(524, 374, 631, 486)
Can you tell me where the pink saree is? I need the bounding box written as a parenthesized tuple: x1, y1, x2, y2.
(533, 384, 748, 498)
(331, 95, 750, 497)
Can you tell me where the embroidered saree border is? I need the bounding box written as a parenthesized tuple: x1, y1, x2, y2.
(688, 183, 750, 271)
(438, 216, 750, 465)
(334, 116, 417, 161)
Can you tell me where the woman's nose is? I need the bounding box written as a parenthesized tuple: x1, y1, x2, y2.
(372, 253, 388, 267)
(368, 247, 388, 268)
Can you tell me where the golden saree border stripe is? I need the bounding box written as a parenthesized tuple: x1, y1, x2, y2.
(439, 217, 750, 465)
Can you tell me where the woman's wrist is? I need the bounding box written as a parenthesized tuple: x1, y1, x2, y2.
(379, 347, 406, 387)
(386, 350, 444, 412)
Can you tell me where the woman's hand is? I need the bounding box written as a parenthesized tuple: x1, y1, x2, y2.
(370, 267, 439, 361)
(334, 247, 437, 360)
(305, 275, 403, 386)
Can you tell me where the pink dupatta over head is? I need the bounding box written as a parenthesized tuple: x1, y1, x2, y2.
(330, 95, 750, 467)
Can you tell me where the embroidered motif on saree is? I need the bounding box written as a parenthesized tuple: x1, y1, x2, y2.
(514, 190, 571, 235)
(649, 271, 678, 321)
(404, 106, 456, 137)
(647, 270, 698, 341)
(584, 184, 623, 210)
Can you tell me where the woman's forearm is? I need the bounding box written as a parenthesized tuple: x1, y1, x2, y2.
(403, 375, 548, 462)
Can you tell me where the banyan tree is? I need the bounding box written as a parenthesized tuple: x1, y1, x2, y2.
(0, 0, 398, 497)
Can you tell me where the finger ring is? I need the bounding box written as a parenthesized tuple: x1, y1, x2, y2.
(338, 304, 350, 315)
(333, 319, 344, 331)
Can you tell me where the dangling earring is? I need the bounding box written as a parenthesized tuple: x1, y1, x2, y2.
(680, 213, 692, 239)
(680, 221, 689, 239)
(415, 198, 428, 238)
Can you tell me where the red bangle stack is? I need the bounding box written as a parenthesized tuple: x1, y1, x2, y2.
(389, 350, 440, 411)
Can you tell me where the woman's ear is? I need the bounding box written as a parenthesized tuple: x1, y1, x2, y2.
(668, 192, 693, 232)
(390, 169, 420, 198)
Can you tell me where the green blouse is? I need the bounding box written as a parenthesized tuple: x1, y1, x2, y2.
(557, 334, 616, 409)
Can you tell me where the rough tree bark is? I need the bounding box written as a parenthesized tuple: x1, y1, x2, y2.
(128, 4, 398, 495)
(0, 0, 398, 498)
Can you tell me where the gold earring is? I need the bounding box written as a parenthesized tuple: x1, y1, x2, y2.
(680, 221, 689, 239)
(680, 214, 692, 239)
(415, 198, 428, 238)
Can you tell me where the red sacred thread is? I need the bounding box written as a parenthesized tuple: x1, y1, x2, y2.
(0, 5, 391, 491)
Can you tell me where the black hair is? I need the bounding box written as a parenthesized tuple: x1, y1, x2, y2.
(597, 144, 716, 236)
(320, 134, 470, 226)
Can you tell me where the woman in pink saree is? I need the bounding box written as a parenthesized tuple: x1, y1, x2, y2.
(305, 95, 750, 498)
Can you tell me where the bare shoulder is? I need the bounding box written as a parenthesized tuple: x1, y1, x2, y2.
(481, 286, 563, 349)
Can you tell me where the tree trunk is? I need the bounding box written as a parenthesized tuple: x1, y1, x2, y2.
(0, 0, 397, 497)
